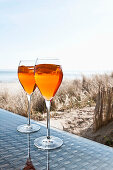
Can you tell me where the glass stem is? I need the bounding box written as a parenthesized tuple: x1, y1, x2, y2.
(27, 94, 31, 126)
(45, 100, 51, 139)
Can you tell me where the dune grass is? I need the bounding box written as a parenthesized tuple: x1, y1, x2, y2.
(0, 73, 113, 121)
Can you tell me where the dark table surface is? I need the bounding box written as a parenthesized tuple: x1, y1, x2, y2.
(1, 108, 113, 170)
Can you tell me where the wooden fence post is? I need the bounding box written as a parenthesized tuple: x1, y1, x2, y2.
(93, 86, 113, 132)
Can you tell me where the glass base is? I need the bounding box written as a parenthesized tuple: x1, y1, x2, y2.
(17, 124, 40, 133)
(34, 136, 63, 150)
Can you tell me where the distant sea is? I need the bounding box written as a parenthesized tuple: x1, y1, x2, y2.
(0, 69, 112, 82)
(0, 70, 18, 82)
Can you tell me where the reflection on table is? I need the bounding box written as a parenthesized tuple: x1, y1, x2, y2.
(22, 133, 50, 170)
(23, 134, 35, 170)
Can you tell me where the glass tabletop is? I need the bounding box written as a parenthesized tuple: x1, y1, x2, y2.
(0, 108, 113, 170)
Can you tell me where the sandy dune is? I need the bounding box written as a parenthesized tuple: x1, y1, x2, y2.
(40, 106, 113, 145)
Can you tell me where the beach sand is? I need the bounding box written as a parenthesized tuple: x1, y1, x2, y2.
(40, 107, 113, 145)
(0, 81, 21, 94)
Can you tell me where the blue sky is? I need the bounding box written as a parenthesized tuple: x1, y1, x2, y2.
(0, 0, 113, 72)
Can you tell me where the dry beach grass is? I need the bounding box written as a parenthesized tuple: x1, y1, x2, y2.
(1, 73, 113, 146)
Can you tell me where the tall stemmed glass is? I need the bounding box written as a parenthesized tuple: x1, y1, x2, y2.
(17, 60, 40, 133)
(34, 57, 63, 149)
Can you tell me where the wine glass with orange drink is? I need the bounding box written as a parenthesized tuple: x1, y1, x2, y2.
(17, 60, 40, 133)
(34, 57, 63, 149)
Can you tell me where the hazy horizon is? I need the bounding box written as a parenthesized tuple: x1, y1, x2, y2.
(0, 68, 113, 74)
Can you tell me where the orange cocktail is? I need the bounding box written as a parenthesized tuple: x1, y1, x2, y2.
(34, 58, 63, 150)
(17, 60, 40, 133)
(18, 66, 36, 95)
(35, 64, 63, 100)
